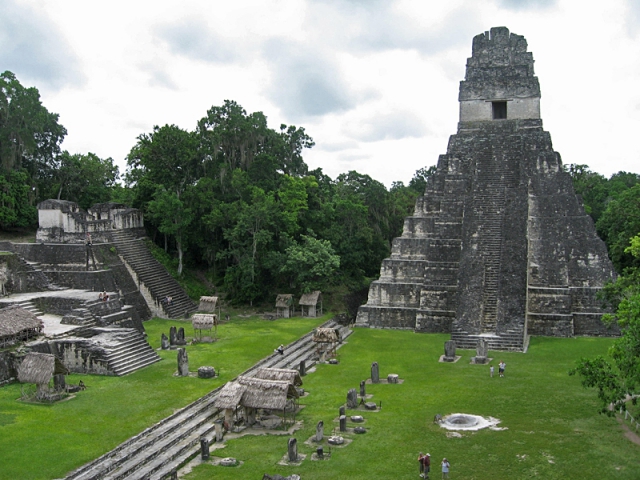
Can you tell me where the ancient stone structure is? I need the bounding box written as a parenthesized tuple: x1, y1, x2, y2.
(371, 361, 379, 383)
(198, 366, 216, 378)
(473, 339, 489, 364)
(199, 436, 210, 460)
(346, 388, 358, 409)
(339, 415, 346, 432)
(287, 437, 298, 462)
(443, 340, 457, 362)
(37, 200, 144, 244)
(359, 380, 366, 397)
(315, 420, 324, 442)
(177, 348, 189, 376)
(356, 27, 616, 351)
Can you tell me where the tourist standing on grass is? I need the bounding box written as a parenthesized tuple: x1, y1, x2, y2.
(499, 360, 506, 377)
(441, 458, 450, 479)
(490, 365, 494, 377)
(422, 452, 431, 478)
(418, 452, 425, 476)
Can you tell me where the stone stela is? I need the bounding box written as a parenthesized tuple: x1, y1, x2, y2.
(355, 26, 617, 352)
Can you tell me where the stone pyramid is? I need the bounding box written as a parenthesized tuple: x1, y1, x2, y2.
(356, 27, 616, 351)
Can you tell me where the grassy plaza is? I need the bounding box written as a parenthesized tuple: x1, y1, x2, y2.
(1, 315, 638, 479)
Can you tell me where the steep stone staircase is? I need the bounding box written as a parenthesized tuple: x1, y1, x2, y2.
(64, 320, 352, 480)
(109, 230, 197, 319)
(474, 148, 507, 333)
(97, 328, 162, 376)
(451, 326, 528, 352)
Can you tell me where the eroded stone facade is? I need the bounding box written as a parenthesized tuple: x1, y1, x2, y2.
(356, 27, 617, 350)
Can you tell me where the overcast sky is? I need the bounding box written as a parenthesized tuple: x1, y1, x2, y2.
(2, 0, 639, 187)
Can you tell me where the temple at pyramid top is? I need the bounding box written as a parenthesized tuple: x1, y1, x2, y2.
(355, 27, 617, 351)
(460, 26, 540, 122)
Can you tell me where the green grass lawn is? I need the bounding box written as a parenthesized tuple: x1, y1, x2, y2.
(0, 315, 327, 480)
(182, 330, 640, 480)
(1, 319, 638, 479)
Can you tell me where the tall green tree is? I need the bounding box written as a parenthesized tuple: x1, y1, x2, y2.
(0, 71, 66, 225)
(146, 187, 193, 275)
(219, 176, 281, 304)
(596, 184, 640, 272)
(0, 170, 37, 229)
(126, 124, 199, 261)
(280, 234, 340, 293)
(570, 234, 640, 414)
(49, 152, 119, 209)
(0, 71, 67, 175)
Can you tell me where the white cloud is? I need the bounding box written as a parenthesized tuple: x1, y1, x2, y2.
(2, 0, 639, 187)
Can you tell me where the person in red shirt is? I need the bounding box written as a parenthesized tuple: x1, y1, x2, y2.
(422, 453, 431, 478)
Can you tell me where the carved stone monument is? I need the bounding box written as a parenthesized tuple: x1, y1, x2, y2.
(371, 362, 379, 383)
(473, 339, 489, 364)
(176, 327, 186, 346)
(200, 436, 210, 460)
(346, 388, 358, 409)
(339, 415, 346, 432)
(299, 360, 306, 376)
(215, 420, 223, 442)
(287, 437, 298, 462)
(315, 420, 324, 442)
(169, 326, 177, 346)
(443, 340, 456, 362)
(339, 405, 345, 417)
(177, 348, 189, 376)
(387, 374, 399, 384)
(359, 380, 366, 397)
(355, 27, 616, 352)
(161, 333, 170, 350)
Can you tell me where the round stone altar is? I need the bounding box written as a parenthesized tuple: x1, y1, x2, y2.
(439, 413, 500, 431)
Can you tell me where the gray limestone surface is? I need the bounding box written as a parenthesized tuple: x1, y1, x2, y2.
(355, 26, 616, 352)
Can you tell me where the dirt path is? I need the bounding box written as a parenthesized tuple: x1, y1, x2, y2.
(617, 417, 640, 446)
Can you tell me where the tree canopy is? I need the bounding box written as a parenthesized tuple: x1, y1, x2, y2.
(570, 234, 640, 414)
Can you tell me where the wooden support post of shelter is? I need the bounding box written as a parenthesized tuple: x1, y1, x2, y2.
(299, 291, 322, 317)
(275, 294, 294, 318)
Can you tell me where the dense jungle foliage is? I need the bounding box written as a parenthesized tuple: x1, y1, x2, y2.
(2, 70, 639, 306)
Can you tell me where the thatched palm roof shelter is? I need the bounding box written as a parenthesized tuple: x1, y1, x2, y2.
(312, 327, 340, 359)
(253, 367, 302, 387)
(214, 381, 246, 410)
(198, 296, 218, 312)
(313, 327, 339, 343)
(213, 376, 299, 411)
(17, 352, 68, 386)
(299, 291, 322, 317)
(191, 313, 216, 330)
(275, 294, 294, 318)
(0, 305, 44, 347)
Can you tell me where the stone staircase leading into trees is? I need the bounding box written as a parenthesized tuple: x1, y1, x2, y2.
(108, 230, 197, 319)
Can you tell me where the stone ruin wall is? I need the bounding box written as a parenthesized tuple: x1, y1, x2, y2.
(36, 200, 145, 244)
